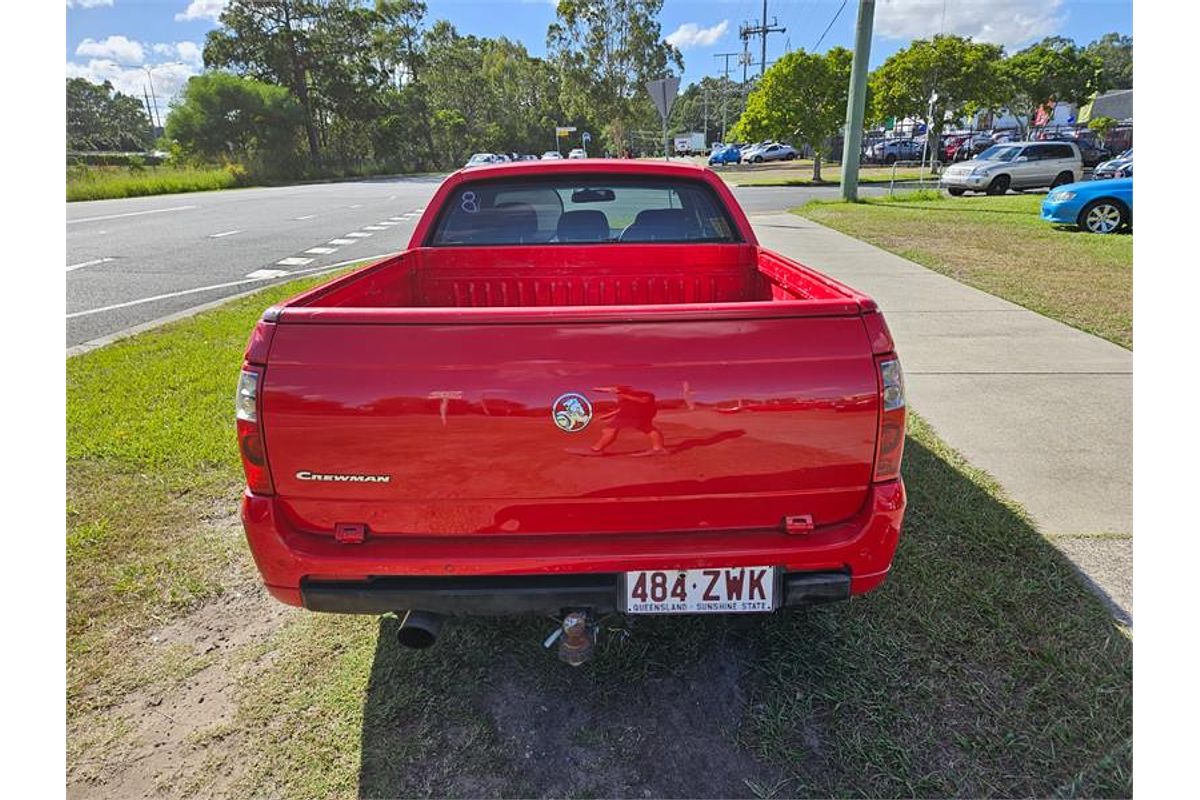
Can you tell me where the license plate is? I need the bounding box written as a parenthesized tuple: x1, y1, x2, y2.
(623, 566, 777, 614)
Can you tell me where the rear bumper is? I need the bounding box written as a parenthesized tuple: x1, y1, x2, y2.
(300, 571, 851, 616)
(241, 479, 905, 613)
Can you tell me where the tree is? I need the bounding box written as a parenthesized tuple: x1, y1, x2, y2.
(66, 78, 152, 152)
(1085, 33, 1132, 91)
(1087, 115, 1118, 148)
(203, 0, 327, 164)
(868, 35, 1004, 154)
(1000, 37, 1106, 135)
(165, 72, 304, 173)
(547, 0, 682, 154)
(731, 48, 852, 181)
(670, 76, 745, 143)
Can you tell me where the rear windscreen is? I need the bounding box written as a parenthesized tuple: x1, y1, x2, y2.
(427, 177, 740, 246)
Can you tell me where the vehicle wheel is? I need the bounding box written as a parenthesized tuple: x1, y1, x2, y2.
(1050, 171, 1074, 189)
(885, 154, 897, 164)
(985, 175, 1010, 195)
(1078, 199, 1128, 234)
(947, 187, 965, 196)
(784, 153, 797, 160)
(752, 155, 763, 163)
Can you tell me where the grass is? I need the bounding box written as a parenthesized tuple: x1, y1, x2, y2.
(796, 190, 1133, 348)
(66, 270, 350, 716)
(695, 156, 932, 187)
(67, 165, 243, 201)
(67, 271, 1131, 797)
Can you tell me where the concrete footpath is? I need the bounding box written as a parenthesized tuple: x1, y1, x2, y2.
(752, 213, 1132, 622)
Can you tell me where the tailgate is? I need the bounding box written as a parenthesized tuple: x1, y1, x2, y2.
(261, 315, 880, 536)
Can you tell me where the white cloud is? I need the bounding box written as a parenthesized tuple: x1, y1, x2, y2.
(174, 0, 228, 22)
(150, 40, 204, 66)
(67, 0, 115, 9)
(175, 41, 203, 66)
(875, 0, 1065, 50)
(75, 35, 144, 65)
(665, 20, 730, 49)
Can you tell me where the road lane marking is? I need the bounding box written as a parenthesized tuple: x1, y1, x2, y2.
(277, 256, 314, 266)
(293, 214, 316, 220)
(208, 230, 242, 238)
(305, 247, 337, 254)
(363, 225, 386, 230)
(246, 269, 291, 279)
(66, 252, 400, 320)
(388, 216, 405, 221)
(346, 232, 372, 238)
(67, 205, 196, 225)
(414, 207, 425, 212)
(376, 222, 396, 226)
(328, 238, 356, 245)
(348, 204, 363, 208)
(66, 257, 114, 272)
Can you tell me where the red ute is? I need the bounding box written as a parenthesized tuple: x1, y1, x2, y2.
(237, 160, 906, 660)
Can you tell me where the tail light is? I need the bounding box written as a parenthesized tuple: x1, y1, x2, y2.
(236, 367, 274, 495)
(874, 357, 906, 482)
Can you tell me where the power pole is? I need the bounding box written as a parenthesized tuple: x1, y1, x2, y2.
(840, 0, 876, 202)
(740, 1, 786, 78)
(714, 52, 740, 141)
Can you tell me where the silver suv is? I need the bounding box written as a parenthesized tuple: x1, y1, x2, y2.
(939, 142, 1082, 196)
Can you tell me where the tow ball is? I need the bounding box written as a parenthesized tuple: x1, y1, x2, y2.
(543, 611, 596, 666)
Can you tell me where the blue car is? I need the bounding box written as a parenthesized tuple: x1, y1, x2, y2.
(1041, 177, 1132, 234)
(708, 145, 742, 166)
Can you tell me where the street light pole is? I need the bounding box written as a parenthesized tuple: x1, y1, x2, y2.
(117, 62, 184, 133)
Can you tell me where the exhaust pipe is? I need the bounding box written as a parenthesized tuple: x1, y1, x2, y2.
(395, 610, 443, 649)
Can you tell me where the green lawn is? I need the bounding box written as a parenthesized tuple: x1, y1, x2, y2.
(709, 159, 930, 187)
(67, 272, 1131, 798)
(796, 191, 1133, 348)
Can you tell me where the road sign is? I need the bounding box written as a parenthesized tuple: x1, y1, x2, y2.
(646, 77, 680, 122)
(555, 126, 577, 138)
(582, 132, 591, 144)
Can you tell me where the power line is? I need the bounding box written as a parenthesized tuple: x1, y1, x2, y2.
(814, 0, 848, 50)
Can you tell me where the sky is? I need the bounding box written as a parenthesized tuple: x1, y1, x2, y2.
(66, 0, 1133, 120)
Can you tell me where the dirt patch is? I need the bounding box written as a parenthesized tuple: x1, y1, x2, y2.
(480, 643, 783, 798)
(67, 585, 297, 799)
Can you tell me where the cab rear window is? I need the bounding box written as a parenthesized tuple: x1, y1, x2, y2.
(427, 177, 740, 246)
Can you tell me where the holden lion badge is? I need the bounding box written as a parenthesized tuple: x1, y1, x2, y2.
(552, 392, 592, 432)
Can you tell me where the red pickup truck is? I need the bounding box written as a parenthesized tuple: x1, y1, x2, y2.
(237, 160, 906, 663)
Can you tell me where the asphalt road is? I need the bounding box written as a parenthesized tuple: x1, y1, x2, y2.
(65, 174, 885, 348)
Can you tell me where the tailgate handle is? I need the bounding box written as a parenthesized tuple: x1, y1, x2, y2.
(334, 522, 368, 544)
(783, 515, 814, 535)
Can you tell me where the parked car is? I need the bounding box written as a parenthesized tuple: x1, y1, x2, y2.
(707, 144, 743, 165)
(744, 142, 799, 163)
(1043, 136, 1111, 167)
(939, 141, 1083, 195)
(235, 159, 908, 664)
(1041, 177, 1132, 234)
(946, 133, 993, 162)
(1093, 148, 1132, 179)
(869, 138, 923, 164)
(465, 153, 501, 167)
(568, 148, 588, 159)
(542, 151, 564, 160)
